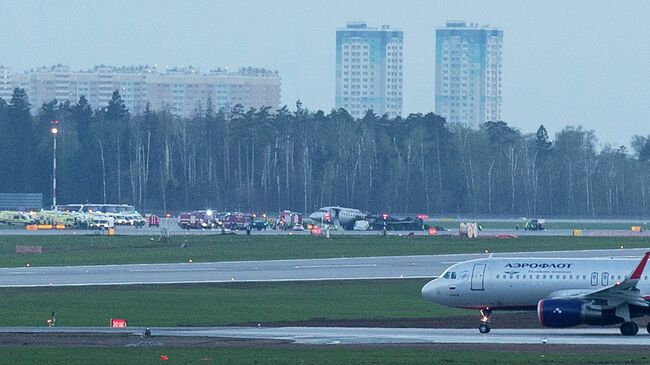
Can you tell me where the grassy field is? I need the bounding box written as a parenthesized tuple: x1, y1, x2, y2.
(0, 235, 649, 267)
(2, 347, 650, 365)
(0, 279, 460, 327)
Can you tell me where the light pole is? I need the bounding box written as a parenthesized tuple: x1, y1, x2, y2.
(51, 120, 59, 209)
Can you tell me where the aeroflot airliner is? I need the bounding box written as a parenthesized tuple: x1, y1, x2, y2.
(421, 252, 650, 335)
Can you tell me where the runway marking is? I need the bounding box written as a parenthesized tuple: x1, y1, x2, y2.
(294, 264, 378, 269)
(127, 268, 240, 273)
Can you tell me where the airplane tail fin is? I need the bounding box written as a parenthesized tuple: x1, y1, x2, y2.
(616, 251, 650, 290)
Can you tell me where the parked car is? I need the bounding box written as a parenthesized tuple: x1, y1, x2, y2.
(250, 219, 268, 231)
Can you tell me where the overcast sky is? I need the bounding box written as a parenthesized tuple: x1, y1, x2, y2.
(2, 0, 649, 147)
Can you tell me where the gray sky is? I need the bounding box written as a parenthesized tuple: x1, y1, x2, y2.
(2, 0, 649, 147)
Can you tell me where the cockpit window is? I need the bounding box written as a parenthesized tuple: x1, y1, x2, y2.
(442, 272, 456, 279)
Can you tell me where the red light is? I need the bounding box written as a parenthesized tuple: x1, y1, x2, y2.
(160, 355, 168, 361)
(324, 212, 331, 222)
(165, 213, 171, 218)
(417, 214, 428, 219)
(382, 213, 389, 220)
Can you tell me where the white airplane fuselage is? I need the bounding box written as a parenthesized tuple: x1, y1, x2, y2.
(422, 257, 649, 310)
(309, 207, 367, 227)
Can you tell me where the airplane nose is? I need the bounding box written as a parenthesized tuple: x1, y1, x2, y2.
(421, 279, 439, 303)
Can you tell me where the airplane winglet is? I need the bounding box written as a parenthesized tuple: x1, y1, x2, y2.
(629, 251, 650, 280)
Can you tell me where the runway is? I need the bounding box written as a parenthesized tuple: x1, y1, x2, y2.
(0, 326, 648, 346)
(0, 255, 437, 287)
(0, 248, 648, 287)
(155, 327, 650, 345)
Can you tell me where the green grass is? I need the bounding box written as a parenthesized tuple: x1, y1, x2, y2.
(0, 279, 461, 327)
(1, 347, 650, 365)
(0, 235, 649, 267)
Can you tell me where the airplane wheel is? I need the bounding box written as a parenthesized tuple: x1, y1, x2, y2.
(620, 321, 638, 336)
(478, 324, 490, 334)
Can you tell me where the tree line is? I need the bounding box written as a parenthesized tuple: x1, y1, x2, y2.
(1, 88, 649, 218)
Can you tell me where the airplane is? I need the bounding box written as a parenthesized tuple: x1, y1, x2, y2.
(308, 206, 368, 230)
(421, 252, 650, 336)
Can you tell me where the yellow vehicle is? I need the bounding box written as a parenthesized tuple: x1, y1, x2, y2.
(0, 211, 36, 225)
(31, 210, 77, 227)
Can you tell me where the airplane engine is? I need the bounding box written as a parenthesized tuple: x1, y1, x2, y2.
(537, 299, 621, 328)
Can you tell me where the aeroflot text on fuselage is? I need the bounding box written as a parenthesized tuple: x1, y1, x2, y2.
(505, 263, 572, 269)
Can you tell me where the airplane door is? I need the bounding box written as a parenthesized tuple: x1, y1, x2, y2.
(471, 264, 486, 291)
(601, 272, 609, 286)
(591, 272, 598, 286)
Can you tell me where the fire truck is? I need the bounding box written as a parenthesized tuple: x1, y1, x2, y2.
(223, 212, 251, 230)
(276, 210, 303, 230)
(148, 215, 160, 227)
(178, 210, 217, 229)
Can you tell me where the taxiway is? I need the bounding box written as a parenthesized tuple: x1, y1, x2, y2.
(0, 248, 648, 287)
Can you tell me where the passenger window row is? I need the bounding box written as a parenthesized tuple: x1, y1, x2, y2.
(496, 274, 587, 280)
(495, 274, 646, 281)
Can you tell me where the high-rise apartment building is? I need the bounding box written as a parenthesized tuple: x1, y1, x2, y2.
(335, 22, 403, 119)
(435, 21, 503, 127)
(145, 66, 280, 116)
(0, 66, 28, 102)
(0, 65, 281, 116)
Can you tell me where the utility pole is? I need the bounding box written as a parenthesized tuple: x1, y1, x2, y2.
(51, 120, 59, 208)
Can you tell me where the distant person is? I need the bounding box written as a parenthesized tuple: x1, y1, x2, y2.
(47, 312, 56, 327)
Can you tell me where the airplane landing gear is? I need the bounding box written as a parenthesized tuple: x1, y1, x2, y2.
(620, 321, 639, 336)
(478, 308, 492, 334)
(646, 322, 650, 334)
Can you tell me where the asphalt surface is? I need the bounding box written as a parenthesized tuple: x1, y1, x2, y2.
(0, 326, 647, 345)
(155, 327, 650, 345)
(1, 248, 649, 287)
